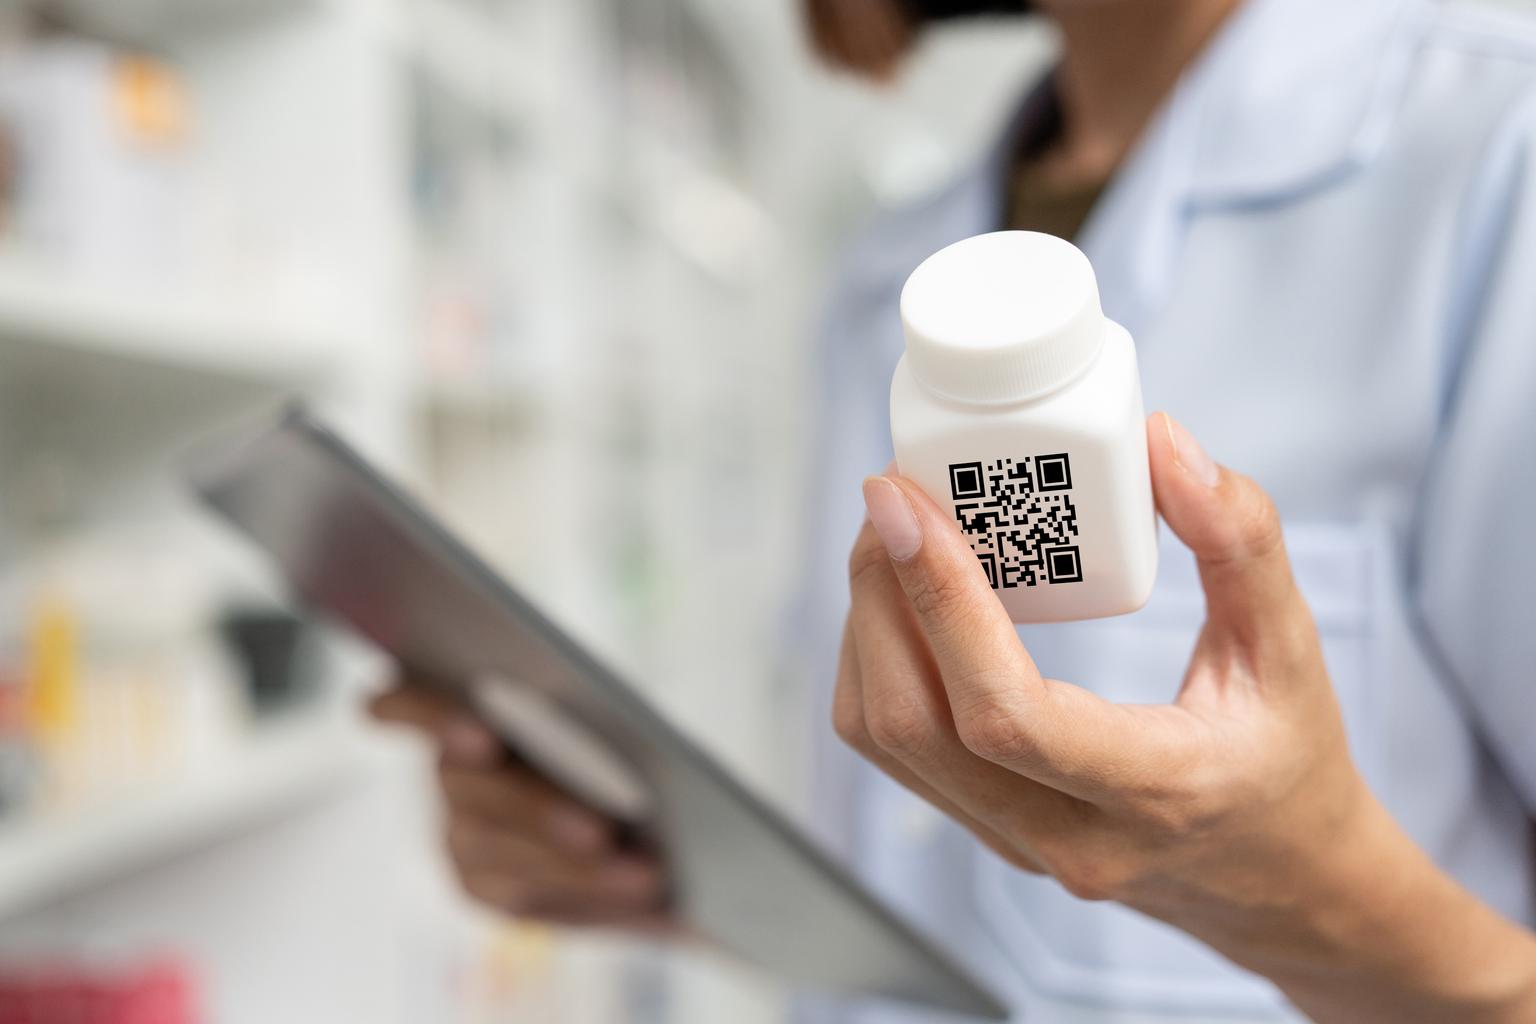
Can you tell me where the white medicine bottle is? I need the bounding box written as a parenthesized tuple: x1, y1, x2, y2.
(891, 230, 1157, 623)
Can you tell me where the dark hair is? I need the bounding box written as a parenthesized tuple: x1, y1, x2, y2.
(900, 0, 1033, 23)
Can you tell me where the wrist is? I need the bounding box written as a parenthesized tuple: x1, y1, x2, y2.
(1230, 787, 1536, 1022)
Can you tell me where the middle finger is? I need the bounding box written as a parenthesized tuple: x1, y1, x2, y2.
(836, 617, 1043, 873)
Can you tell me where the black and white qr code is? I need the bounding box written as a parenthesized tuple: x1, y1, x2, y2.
(949, 455, 1083, 589)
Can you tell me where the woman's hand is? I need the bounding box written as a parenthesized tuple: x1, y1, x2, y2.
(836, 412, 1536, 1023)
(370, 688, 671, 932)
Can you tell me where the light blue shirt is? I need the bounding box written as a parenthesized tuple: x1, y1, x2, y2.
(797, 1, 1536, 1020)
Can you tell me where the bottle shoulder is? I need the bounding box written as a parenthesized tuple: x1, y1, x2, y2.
(892, 322, 1142, 441)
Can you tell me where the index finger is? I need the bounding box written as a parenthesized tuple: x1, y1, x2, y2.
(860, 474, 1159, 801)
(370, 685, 502, 767)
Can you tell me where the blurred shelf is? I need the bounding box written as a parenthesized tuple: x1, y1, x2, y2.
(617, 131, 774, 286)
(674, 0, 786, 99)
(30, 0, 318, 43)
(419, 375, 543, 422)
(406, 0, 539, 137)
(0, 260, 338, 393)
(0, 714, 377, 920)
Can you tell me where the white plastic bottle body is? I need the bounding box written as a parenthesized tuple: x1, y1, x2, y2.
(892, 323, 1158, 623)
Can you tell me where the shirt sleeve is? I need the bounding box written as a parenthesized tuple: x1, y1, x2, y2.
(1413, 88, 1536, 816)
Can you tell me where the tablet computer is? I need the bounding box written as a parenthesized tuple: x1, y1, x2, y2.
(189, 404, 1009, 1021)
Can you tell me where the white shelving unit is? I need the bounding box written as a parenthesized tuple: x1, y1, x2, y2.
(404, 0, 539, 134)
(0, 258, 339, 389)
(28, 0, 317, 42)
(419, 375, 544, 421)
(0, 1, 427, 1020)
(0, 0, 1046, 1019)
(0, 714, 376, 920)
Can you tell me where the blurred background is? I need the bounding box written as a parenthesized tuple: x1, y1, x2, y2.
(0, 0, 1051, 1020)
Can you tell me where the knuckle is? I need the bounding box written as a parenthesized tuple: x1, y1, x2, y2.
(1239, 489, 1285, 560)
(1055, 864, 1116, 903)
(1168, 777, 1226, 835)
(953, 694, 1035, 764)
(1051, 854, 1132, 904)
(1127, 749, 1233, 837)
(865, 696, 938, 759)
(831, 692, 872, 753)
(1134, 789, 1208, 836)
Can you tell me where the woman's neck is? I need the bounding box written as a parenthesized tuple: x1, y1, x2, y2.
(1029, 0, 1241, 188)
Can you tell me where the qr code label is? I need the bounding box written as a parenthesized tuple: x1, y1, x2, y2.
(949, 455, 1082, 589)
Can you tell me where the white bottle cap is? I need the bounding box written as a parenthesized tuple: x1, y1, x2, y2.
(900, 231, 1106, 404)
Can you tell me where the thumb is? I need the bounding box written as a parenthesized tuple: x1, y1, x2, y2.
(1147, 413, 1304, 643)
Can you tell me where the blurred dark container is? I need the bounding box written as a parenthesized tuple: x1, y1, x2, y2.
(217, 608, 319, 715)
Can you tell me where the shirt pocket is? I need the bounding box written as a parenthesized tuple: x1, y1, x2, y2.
(972, 523, 1381, 1017)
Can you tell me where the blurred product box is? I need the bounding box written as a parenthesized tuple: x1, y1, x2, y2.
(0, 522, 243, 819)
(0, 37, 190, 282)
(0, 956, 201, 1024)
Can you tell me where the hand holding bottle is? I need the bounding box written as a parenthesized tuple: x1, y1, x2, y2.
(837, 412, 1536, 1023)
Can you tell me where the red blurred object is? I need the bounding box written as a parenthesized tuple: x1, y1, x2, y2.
(0, 957, 202, 1024)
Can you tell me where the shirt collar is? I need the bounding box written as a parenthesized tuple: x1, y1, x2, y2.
(836, 0, 1427, 326)
(1176, 0, 1425, 208)
(1071, 0, 1426, 333)
(988, 0, 1426, 213)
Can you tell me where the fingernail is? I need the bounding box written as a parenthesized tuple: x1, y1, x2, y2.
(1164, 414, 1220, 488)
(443, 719, 500, 765)
(548, 808, 608, 853)
(863, 462, 899, 523)
(862, 477, 922, 561)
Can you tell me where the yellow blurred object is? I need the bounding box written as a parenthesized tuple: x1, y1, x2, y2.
(26, 597, 78, 744)
(487, 920, 555, 995)
(461, 919, 561, 1024)
(112, 56, 189, 147)
(25, 595, 81, 807)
